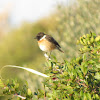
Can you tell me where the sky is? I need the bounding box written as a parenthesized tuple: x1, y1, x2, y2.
(0, 0, 70, 26)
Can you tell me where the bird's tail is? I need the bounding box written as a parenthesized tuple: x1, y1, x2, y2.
(57, 47, 64, 53)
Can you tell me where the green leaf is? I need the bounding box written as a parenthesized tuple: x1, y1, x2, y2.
(95, 94, 99, 99)
(83, 39, 87, 45)
(90, 36, 94, 43)
(14, 83, 19, 89)
(66, 86, 73, 94)
(88, 60, 95, 64)
(80, 90, 83, 97)
(87, 34, 91, 38)
(87, 93, 92, 100)
(83, 54, 86, 61)
(96, 64, 100, 68)
(95, 36, 100, 42)
(84, 93, 87, 100)
(95, 72, 100, 80)
(27, 88, 32, 95)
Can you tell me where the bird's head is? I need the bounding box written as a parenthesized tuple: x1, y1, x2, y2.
(34, 32, 46, 41)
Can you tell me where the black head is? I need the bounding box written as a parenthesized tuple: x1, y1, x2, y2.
(35, 32, 45, 41)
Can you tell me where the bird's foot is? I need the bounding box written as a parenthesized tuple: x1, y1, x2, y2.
(44, 53, 51, 60)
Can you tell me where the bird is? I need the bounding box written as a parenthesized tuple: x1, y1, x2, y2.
(34, 32, 64, 59)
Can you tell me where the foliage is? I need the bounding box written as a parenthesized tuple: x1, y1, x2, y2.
(0, 79, 33, 100)
(0, 33, 100, 99)
(34, 33, 100, 99)
(0, 0, 100, 99)
(35, 33, 100, 100)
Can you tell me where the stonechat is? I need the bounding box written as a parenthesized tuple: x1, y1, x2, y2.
(34, 32, 64, 53)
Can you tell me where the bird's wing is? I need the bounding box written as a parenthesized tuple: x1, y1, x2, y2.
(46, 35, 61, 48)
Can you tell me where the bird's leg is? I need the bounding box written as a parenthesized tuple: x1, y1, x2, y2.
(44, 52, 51, 60)
(44, 52, 49, 59)
(44, 52, 47, 58)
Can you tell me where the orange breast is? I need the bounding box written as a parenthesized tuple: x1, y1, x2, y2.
(38, 39, 56, 52)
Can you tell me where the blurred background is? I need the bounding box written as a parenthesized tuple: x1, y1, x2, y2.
(0, 0, 100, 99)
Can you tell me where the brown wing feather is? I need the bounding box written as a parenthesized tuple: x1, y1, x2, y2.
(46, 35, 61, 48)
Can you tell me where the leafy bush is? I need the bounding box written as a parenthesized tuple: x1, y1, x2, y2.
(0, 33, 100, 99)
(0, 0, 100, 99)
(34, 32, 100, 100)
(0, 79, 33, 100)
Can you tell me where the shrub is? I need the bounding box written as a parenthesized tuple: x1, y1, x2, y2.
(0, 32, 99, 99)
(35, 32, 100, 100)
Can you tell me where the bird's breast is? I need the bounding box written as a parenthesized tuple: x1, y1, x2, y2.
(38, 39, 56, 52)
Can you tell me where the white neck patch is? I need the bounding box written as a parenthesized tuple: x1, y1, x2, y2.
(40, 35, 46, 41)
